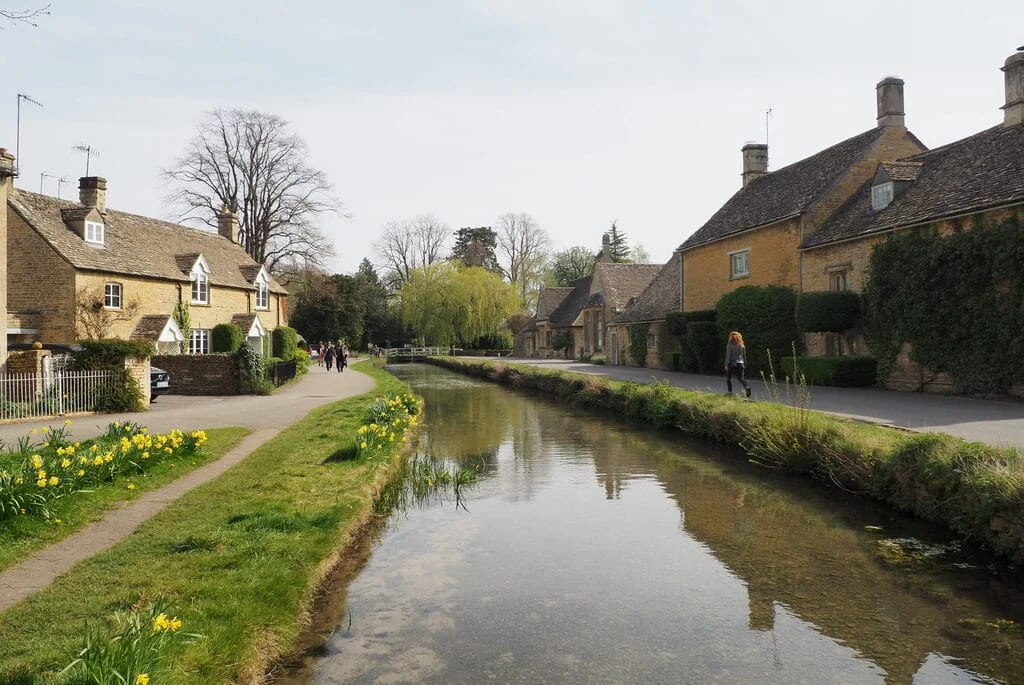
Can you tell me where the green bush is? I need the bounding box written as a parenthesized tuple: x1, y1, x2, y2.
(715, 285, 800, 375)
(781, 356, 878, 387)
(211, 323, 246, 353)
(628, 323, 649, 367)
(72, 340, 155, 370)
(236, 344, 272, 395)
(469, 332, 514, 350)
(591, 355, 607, 365)
(295, 348, 311, 376)
(685, 321, 720, 373)
(271, 326, 299, 361)
(94, 367, 145, 412)
(666, 310, 716, 371)
(551, 331, 572, 353)
(796, 291, 862, 333)
(665, 351, 681, 371)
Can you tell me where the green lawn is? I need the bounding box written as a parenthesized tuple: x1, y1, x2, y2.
(0, 364, 410, 684)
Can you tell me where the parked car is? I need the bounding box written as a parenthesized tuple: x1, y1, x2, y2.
(150, 366, 171, 401)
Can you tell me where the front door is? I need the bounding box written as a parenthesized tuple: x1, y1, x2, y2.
(610, 331, 618, 365)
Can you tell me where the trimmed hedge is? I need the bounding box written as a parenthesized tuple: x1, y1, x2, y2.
(469, 332, 514, 350)
(666, 310, 716, 371)
(271, 326, 299, 361)
(685, 321, 719, 373)
(72, 340, 155, 369)
(664, 351, 682, 371)
(796, 291, 862, 333)
(781, 356, 878, 387)
(212, 323, 246, 353)
(715, 285, 801, 375)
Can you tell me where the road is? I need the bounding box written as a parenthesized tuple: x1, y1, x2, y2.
(494, 358, 1024, 449)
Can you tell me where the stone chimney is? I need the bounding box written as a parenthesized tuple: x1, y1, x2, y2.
(0, 149, 14, 369)
(741, 143, 768, 187)
(217, 205, 239, 242)
(79, 176, 107, 213)
(876, 76, 905, 128)
(1001, 47, 1024, 127)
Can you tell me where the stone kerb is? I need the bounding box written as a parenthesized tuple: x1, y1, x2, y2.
(151, 354, 241, 395)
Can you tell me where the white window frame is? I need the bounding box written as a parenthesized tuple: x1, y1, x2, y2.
(255, 279, 269, 310)
(729, 248, 750, 279)
(103, 282, 122, 309)
(871, 181, 894, 211)
(191, 271, 210, 305)
(189, 329, 210, 355)
(84, 221, 105, 245)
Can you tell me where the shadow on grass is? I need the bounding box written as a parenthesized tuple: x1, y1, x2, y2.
(324, 443, 360, 463)
(226, 509, 341, 533)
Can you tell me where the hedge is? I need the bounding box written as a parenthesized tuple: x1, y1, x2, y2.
(271, 326, 299, 361)
(715, 285, 801, 374)
(685, 321, 720, 373)
(781, 356, 878, 387)
(796, 291, 862, 333)
(72, 340, 155, 369)
(211, 323, 246, 353)
(665, 310, 715, 336)
(469, 332, 514, 350)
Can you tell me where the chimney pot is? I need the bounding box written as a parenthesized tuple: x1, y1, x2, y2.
(79, 176, 107, 213)
(741, 143, 768, 188)
(876, 76, 905, 128)
(218, 205, 239, 243)
(1001, 49, 1024, 127)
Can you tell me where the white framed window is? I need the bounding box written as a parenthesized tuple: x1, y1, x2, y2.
(189, 329, 210, 355)
(255, 279, 269, 310)
(103, 282, 122, 309)
(871, 181, 894, 211)
(191, 272, 209, 304)
(84, 221, 105, 245)
(730, 249, 750, 279)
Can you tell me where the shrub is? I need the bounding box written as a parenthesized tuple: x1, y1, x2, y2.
(95, 367, 145, 413)
(591, 355, 607, 365)
(781, 356, 878, 387)
(685, 321, 720, 373)
(294, 348, 311, 376)
(665, 351, 681, 371)
(72, 340, 155, 370)
(551, 331, 572, 353)
(236, 345, 272, 395)
(796, 291, 862, 333)
(469, 332, 514, 350)
(666, 310, 716, 371)
(211, 323, 246, 353)
(628, 323, 649, 367)
(271, 326, 299, 361)
(715, 285, 801, 375)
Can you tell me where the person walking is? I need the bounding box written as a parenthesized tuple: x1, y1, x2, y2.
(338, 344, 348, 373)
(324, 343, 336, 372)
(724, 331, 751, 398)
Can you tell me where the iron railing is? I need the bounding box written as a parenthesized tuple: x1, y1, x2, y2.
(0, 369, 116, 421)
(266, 359, 297, 387)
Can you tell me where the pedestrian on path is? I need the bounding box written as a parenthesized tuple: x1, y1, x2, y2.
(724, 331, 751, 398)
(338, 345, 348, 373)
(325, 344, 336, 372)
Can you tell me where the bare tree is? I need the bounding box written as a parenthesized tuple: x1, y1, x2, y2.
(75, 287, 141, 340)
(1, 4, 50, 26)
(496, 212, 550, 303)
(373, 214, 451, 287)
(163, 109, 341, 271)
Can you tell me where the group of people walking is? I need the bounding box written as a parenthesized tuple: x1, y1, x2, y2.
(314, 342, 348, 373)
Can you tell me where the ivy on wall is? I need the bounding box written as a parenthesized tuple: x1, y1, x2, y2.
(863, 213, 1024, 393)
(628, 323, 650, 368)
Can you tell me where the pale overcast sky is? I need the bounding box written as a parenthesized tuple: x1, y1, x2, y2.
(2, 1, 1022, 274)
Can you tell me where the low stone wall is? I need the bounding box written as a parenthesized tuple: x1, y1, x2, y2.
(152, 354, 240, 395)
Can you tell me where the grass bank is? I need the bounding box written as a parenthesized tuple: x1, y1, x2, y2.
(0, 364, 413, 684)
(429, 357, 1024, 563)
(0, 426, 249, 572)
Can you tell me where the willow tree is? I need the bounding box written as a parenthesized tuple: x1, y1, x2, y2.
(396, 263, 521, 346)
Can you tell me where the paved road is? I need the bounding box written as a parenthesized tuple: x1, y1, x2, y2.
(0, 363, 376, 445)
(494, 358, 1024, 449)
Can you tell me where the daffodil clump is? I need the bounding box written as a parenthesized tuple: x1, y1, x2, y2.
(58, 601, 200, 684)
(355, 392, 421, 459)
(0, 420, 208, 522)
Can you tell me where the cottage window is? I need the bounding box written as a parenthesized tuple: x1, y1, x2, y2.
(189, 329, 210, 355)
(84, 221, 105, 245)
(103, 282, 122, 309)
(255, 279, 269, 310)
(596, 311, 604, 352)
(871, 181, 894, 211)
(826, 333, 846, 358)
(191, 272, 209, 304)
(730, 249, 750, 279)
(829, 270, 849, 291)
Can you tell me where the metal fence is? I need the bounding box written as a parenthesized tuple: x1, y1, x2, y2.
(0, 369, 116, 421)
(266, 359, 297, 387)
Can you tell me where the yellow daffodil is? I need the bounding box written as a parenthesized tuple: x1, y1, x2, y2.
(127, 483, 136, 490)
(135, 675, 150, 685)
(61, 459, 72, 468)
(31, 455, 43, 469)
(36, 479, 47, 488)
(77, 469, 85, 477)
(152, 613, 170, 632)
(49, 476, 59, 486)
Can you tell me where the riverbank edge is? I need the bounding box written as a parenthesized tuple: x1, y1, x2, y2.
(427, 357, 1024, 564)
(0, 365, 417, 683)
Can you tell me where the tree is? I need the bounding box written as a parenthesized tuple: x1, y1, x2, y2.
(547, 246, 595, 286)
(630, 243, 651, 264)
(396, 263, 521, 346)
(163, 109, 341, 271)
(1, 4, 49, 26)
(506, 310, 533, 335)
(288, 274, 347, 345)
(74, 287, 141, 340)
(495, 212, 550, 303)
(373, 214, 451, 288)
(353, 258, 392, 348)
(603, 221, 631, 263)
(451, 227, 500, 271)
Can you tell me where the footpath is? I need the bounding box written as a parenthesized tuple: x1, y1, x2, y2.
(0, 364, 375, 612)
(497, 358, 1024, 449)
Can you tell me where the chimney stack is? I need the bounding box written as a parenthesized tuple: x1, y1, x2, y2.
(217, 205, 239, 243)
(1002, 47, 1024, 127)
(741, 143, 768, 187)
(79, 177, 107, 213)
(876, 77, 905, 128)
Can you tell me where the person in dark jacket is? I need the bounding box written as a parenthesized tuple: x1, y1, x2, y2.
(338, 344, 348, 372)
(724, 331, 751, 397)
(324, 344, 336, 372)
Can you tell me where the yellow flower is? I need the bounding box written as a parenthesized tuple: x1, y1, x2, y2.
(127, 483, 136, 490)
(169, 618, 182, 631)
(37, 469, 47, 480)
(93, 456, 104, 466)
(30, 429, 38, 435)
(37, 479, 47, 488)
(360, 442, 367, 449)
(61, 459, 72, 468)
(49, 476, 59, 486)
(135, 675, 150, 685)
(54, 519, 62, 524)
(152, 613, 170, 632)
(141, 451, 150, 460)
(30, 455, 43, 469)
(77, 469, 85, 477)
(42, 426, 49, 433)
(64, 419, 72, 426)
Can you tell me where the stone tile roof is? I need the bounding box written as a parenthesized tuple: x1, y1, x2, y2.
(805, 123, 1024, 248)
(130, 315, 171, 341)
(535, 286, 574, 321)
(879, 161, 923, 182)
(230, 313, 259, 332)
(8, 189, 287, 293)
(594, 263, 662, 312)
(679, 128, 889, 251)
(548, 275, 593, 328)
(616, 252, 682, 323)
(584, 292, 606, 308)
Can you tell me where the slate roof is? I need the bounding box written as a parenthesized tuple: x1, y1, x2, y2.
(805, 123, 1024, 248)
(130, 315, 172, 341)
(679, 128, 892, 251)
(879, 161, 923, 182)
(616, 252, 682, 323)
(584, 292, 606, 308)
(594, 263, 662, 312)
(8, 189, 287, 293)
(535, 286, 574, 321)
(547, 276, 593, 328)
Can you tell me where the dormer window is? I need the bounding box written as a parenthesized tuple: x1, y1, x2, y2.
(191, 271, 209, 304)
(255, 279, 269, 310)
(871, 181, 894, 211)
(84, 221, 105, 245)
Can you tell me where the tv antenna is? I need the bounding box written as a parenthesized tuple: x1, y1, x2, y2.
(58, 176, 72, 200)
(15, 93, 44, 176)
(72, 143, 99, 176)
(39, 170, 57, 194)
(765, 108, 773, 148)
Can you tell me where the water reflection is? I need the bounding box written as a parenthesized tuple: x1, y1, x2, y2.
(304, 364, 1024, 685)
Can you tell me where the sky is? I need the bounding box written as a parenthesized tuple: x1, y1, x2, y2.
(2, 1, 1023, 274)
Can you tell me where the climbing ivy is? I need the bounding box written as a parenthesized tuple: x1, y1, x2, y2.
(863, 213, 1024, 393)
(628, 323, 649, 367)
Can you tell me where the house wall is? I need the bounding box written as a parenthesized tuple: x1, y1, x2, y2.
(7, 208, 77, 343)
(682, 219, 801, 312)
(611, 321, 676, 369)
